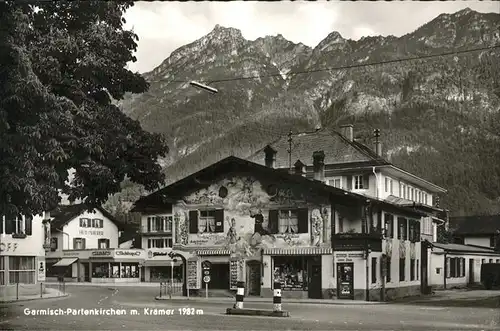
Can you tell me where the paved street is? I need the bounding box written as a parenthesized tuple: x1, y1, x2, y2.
(1, 286, 499, 330)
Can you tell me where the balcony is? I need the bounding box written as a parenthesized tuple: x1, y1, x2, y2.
(332, 232, 383, 252)
(139, 226, 173, 236)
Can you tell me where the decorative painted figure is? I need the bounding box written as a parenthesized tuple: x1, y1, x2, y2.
(311, 209, 323, 246)
(226, 217, 238, 244)
(250, 209, 274, 246)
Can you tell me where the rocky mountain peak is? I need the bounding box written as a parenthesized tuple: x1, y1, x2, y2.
(209, 24, 244, 40)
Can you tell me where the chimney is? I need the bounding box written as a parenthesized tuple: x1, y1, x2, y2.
(264, 145, 277, 168)
(340, 124, 353, 141)
(294, 160, 306, 177)
(312, 151, 325, 182)
(374, 129, 382, 157)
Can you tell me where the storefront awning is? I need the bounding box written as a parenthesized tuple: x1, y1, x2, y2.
(53, 258, 78, 267)
(262, 247, 333, 255)
(196, 249, 231, 256)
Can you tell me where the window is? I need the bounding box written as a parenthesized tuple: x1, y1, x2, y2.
(354, 175, 369, 190)
(98, 238, 110, 249)
(447, 258, 466, 278)
(409, 220, 420, 242)
(9, 257, 35, 284)
(4, 215, 26, 235)
(398, 217, 408, 241)
(382, 177, 394, 193)
(423, 193, 428, 205)
(410, 188, 414, 201)
(147, 238, 173, 248)
(417, 191, 422, 203)
(399, 183, 403, 197)
(482, 259, 486, 264)
(371, 257, 377, 284)
(92, 219, 103, 228)
(73, 237, 86, 249)
(120, 263, 139, 278)
(199, 210, 220, 233)
(50, 238, 58, 251)
(273, 256, 308, 290)
(278, 210, 299, 234)
(402, 185, 406, 199)
(0, 257, 4, 285)
(92, 263, 109, 278)
(328, 178, 342, 188)
(407, 186, 411, 200)
(147, 216, 173, 232)
(496, 259, 500, 263)
(384, 214, 394, 238)
(386, 258, 391, 282)
(268, 209, 308, 234)
(490, 259, 494, 263)
(399, 258, 406, 281)
(410, 258, 416, 281)
(188, 209, 224, 234)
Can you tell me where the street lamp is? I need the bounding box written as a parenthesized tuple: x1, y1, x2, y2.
(189, 81, 218, 94)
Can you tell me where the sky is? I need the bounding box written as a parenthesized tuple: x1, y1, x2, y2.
(123, 1, 500, 74)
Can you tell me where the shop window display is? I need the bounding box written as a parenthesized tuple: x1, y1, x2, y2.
(121, 263, 139, 278)
(92, 263, 110, 278)
(273, 256, 307, 290)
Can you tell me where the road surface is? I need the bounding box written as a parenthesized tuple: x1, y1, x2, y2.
(1, 285, 498, 330)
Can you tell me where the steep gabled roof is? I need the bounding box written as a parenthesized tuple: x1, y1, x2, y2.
(246, 129, 390, 168)
(132, 156, 425, 218)
(50, 203, 125, 231)
(450, 215, 500, 235)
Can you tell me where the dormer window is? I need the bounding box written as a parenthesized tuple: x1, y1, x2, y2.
(328, 177, 342, 188)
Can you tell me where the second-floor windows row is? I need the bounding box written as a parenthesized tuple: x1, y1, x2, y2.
(148, 237, 173, 248)
(384, 214, 420, 242)
(147, 216, 173, 232)
(187, 208, 309, 234)
(79, 218, 103, 228)
(0, 216, 33, 236)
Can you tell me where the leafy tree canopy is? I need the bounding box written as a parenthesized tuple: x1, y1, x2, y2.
(0, 1, 168, 217)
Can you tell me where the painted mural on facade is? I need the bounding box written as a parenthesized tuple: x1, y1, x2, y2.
(173, 176, 330, 257)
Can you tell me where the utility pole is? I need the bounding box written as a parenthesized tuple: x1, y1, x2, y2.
(287, 130, 293, 174)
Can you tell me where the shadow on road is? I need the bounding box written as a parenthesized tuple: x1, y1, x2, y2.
(394, 295, 500, 308)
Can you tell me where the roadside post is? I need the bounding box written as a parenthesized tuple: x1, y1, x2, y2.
(202, 261, 211, 299)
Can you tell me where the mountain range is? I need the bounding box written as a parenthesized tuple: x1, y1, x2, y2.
(114, 8, 500, 217)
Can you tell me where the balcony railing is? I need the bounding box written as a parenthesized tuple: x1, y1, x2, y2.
(332, 232, 383, 252)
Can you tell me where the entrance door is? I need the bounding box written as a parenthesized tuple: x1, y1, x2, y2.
(246, 261, 261, 296)
(468, 259, 474, 285)
(82, 263, 90, 282)
(337, 263, 354, 299)
(308, 256, 322, 299)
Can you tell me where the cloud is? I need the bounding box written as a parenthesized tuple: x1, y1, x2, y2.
(124, 1, 499, 74)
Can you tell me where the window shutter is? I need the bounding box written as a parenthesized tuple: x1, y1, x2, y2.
(268, 210, 279, 234)
(346, 176, 352, 190)
(397, 218, 401, 239)
(5, 217, 12, 234)
(82, 238, 86, 249)
(214, 209, 224, 232)
(189, 210, 198, 234)
(106, 239, 110, 248)
(415, 221, 420, 241)
(0, 217, 3, 234)
(297, 208, 309, 233)
(73, 238, 77, 249)
(363, 174, 369, 189)
(25, 216, 33, 235)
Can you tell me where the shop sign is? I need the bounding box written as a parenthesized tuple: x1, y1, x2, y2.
(38, 261, 46, 281)
(0, 242, 18, 253)
(147, 251, 171, 258)
(92, 250, 112, 256)
(116, 250, 141, 257)
(63, 251, 80, 256)
(78, 230, 104, 236)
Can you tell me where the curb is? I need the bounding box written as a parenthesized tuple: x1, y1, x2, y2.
(226, 307, 290, 317)
(0, 293, 69, 304)
(154, 296, 386, 305)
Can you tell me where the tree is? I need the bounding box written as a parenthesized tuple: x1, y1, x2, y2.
(0, 2, 168, 217)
